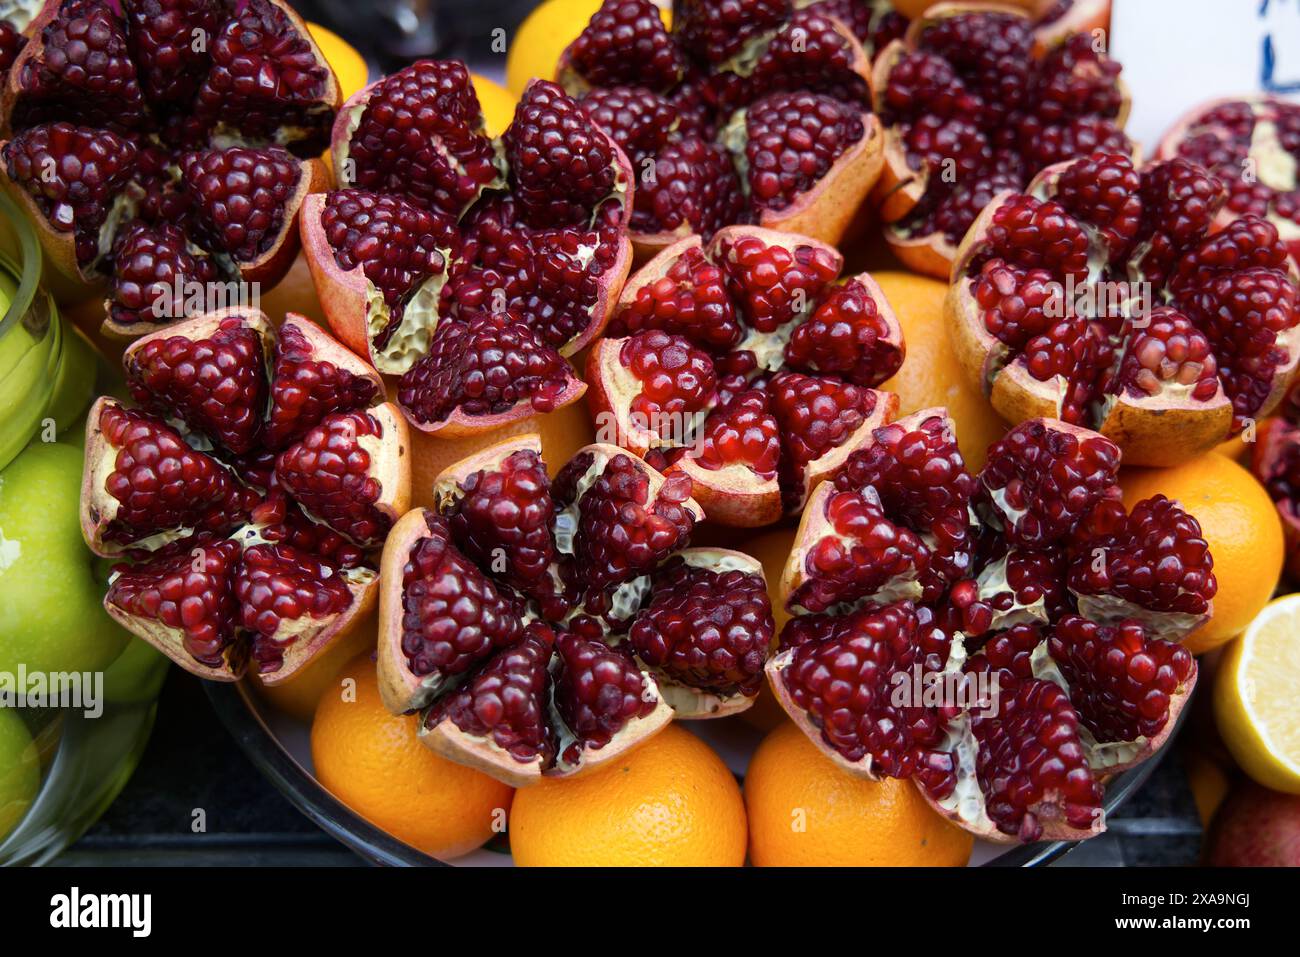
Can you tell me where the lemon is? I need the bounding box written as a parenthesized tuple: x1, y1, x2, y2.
(471, 74, 518, 137)
(307, 22, 369, 101)
(1214, 594, 1300, 793)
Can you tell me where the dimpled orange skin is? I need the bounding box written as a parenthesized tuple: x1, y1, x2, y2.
(745, 722, 974, 867)
(311, 654, 513, 860)
(508, 725, 748, 866)
(875, 271, 1006, 471)
(1121, 453, 1284, 655)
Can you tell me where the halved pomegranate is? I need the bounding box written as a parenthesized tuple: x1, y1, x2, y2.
(769, 414, 1205, 843)
(80, 308, 410, 683)
(947, 150, 1300, 466)
(1157, 95, 1300, 262)
(0, 1, 37, 79)
(306, 65, 629, 437)
(376, 434, 776, 785)
(0, 0, 338, 334)
(559, 0, 884, 256)
(586, 225, 904, 526)
(872, 2, 1131, 277)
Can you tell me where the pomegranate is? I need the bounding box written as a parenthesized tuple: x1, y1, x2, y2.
(376, 434, 776, 785)
(1205, 782, 1300, 866)
(1252, 407, 1300, 582)
(558, 0, 884, 256)
(79, 308, 411, 682)
(1157, 95, 1300, 263)
(0, 0, 338, 335)
(947, 150, 1300, 466)
(306, 65, 630, 436)
(769, 414, 1205, 843)
(872, 3, 1131, 278)
(0, 1, 38, 79)
(586, 225, 904, 526)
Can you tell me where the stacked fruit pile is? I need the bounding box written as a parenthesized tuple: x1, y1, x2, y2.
(23, 0, 1298, 867)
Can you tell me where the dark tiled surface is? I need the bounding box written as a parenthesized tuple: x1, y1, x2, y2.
(55, 669, 1204, 867)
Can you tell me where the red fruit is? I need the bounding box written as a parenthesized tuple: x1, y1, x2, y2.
(629, 551, 773, 712)
(587, 227, 899, 526)
(1158, 95, 1300, 264)
(377, 436, 752, 786)
(948, 153, 1299, 466)
(561, 0, 685, 93)
(1047, 616, 1196, 747)
(560, 0, 882, 255)
(82, 309, 408, 683)
(1067, 495, 1217, 637)
(873, 4, 1131, 278)
(1251, 416, 1300, 582)
(1206, 782, 1300, 867)
(106, 536, 244, 675)
(0, 19, 28, 79)
(766, 601, 957, 791)
(106, 221, 222, 337)
(125, 314, 269, 455)
(0, 0, 337, 302)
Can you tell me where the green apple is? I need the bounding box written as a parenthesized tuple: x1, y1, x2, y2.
(0, 441, 128, 677)
(0, 707, 39, 841)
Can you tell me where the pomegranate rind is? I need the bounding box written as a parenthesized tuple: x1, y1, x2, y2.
(788, 388, 899, 515)
(667, 455, 782, 529)
(764, 646, 880, 778)
(1253, 417, 1300, 582)
(1032, 0, 1113, 52)
(409, 369, 588, 440)
(375, 507, 447, 714)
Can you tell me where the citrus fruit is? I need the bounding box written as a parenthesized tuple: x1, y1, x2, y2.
(1214, 594, 1300, 793)
(508, 724, 747, 866)
(258, 254, 327, 329)
(472, 73, 518, 137)
(307, 22, 369, 100)
(1122, 453, 1284, 654)
(311, 654, 513, 859)
(875, 270, 1005, 471)
(1183, 747, 1232, 828)
(745, 721, 974, 867)
(251, 610, 377, 722)
(0, 707, 39, 842)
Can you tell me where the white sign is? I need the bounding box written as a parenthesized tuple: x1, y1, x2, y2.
(1112, 0, 1300, 154)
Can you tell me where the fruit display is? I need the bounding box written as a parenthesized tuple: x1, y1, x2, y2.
(78, 307, 410, 682)
(948, 150, 1300, 465)
(557, 0, 885, 255)
(872, 2, 1129, 277)
(0, 0, 339, 336)
(1253, 397, 1300, 583)
(1157, 95, 1300, 263)
(303, 61, 631, 441)
(376, 434, 775, 784)
(586, 225, 904, 526)
(769, 413, 1209, 842)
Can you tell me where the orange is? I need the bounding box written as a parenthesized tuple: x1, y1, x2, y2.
(249, 610, 378, 722)
(875, 270, 1006, 471)
(736, 527, 796, 732)
(509, 725, 747, 866)
(408, 399, 595, 510)
(307, 22, 369, 101)
(472, 74, 518, 137)
(1183, 747, 1233, 828)
(258, 253, 327, 328)
(1122, 453, 1283, 655)
(745, 721, 973, 867)
(311, 654, 513, 859)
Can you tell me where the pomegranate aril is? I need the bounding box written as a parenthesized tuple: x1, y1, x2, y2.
(692, 389, 781, 478)
(632, 136, 747, 239)
(181, 146, 301, 264)
(108, 220, 222, 330)
(565, 0, 685, 92)
(554, 622, 657, 759)
(982, 195, 1090, 282)
(273, 409, 393, 547)
(785, 279, 903, 387)
(107, 535, 242, 668)
(399, 513, 523, 682)
(264, 320, 380, 451)
(738, 91, 864, 214)
(126, 316, 267, 455)
(629, 558, 773, 695)
(124, 0, 222, 106)
(235, 542, 354, 672)
(673, 0, 790, 65)
(712, 231, 841, 332)
(611, 243, 742, 352)
(431, 623, 557, 765)
(622, 330, 717, 436)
